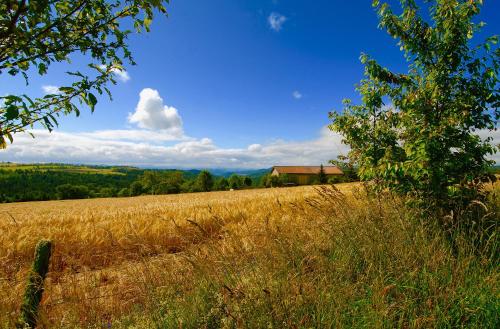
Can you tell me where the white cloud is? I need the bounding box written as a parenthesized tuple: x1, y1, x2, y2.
(41, 85, 61, 95)
(1, 128, 498, 168)
(248, 144, 262, 152)
(0, 127, 349, 168)
(111, 68, 130, 82)
(80, 129, 187, 143)
(99, 65, 130, 82)
(3, 85, 498, 169)
(128, 88, 183, 132)
(268, 12, 287, 32)
(292, 90, 302, 99)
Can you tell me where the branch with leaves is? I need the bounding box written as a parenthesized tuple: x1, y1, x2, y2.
(0, 0, 169, 148)
(330, 0, 499, 209)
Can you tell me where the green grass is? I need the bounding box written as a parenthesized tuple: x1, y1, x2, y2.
(97, 186, 500, 328)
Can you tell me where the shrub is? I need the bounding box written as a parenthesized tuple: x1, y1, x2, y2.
(243, 176, 253, 187)
(214, 178, 229, 191)
(56, 184, 89, 200)
(196, 170, 214, 192)
(130, 181, 144, 196)
(117, 188, 130, 197)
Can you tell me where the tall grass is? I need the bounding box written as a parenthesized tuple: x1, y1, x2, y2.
(1, 184, 498, 328)
(125, 185, 499, 328)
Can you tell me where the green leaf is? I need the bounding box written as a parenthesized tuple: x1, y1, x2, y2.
(87, 93, 98, 111)
(5, 105, 19, 120)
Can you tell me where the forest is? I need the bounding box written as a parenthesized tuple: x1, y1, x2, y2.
(0, 164, 263, 202)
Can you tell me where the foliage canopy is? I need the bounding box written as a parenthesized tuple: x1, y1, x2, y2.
(330, 0, 499, 209)
(0, 0, 169, 147)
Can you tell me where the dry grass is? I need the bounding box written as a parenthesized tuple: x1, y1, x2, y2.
(1, 183, 498, 328)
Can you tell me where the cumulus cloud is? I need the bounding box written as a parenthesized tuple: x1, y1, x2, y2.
(128, 88, 183, 132)
(41, 85, 61, 94)
(268, 12, 287, 32)
(292, 90, 302, 99)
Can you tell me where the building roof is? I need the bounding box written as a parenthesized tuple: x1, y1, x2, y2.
(272, 166, 343, 175)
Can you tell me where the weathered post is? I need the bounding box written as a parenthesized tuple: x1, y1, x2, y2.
(18, 239, 52, 328)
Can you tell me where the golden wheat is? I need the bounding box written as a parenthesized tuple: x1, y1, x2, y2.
(1, 182, 497, 328)
(0, 184, 357, 327)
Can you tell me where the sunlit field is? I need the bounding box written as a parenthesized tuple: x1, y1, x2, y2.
(1, 183, 498, 328)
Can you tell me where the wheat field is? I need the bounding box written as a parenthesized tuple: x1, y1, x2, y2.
(1, 183, 498, 328)
(0, 185, 347, 327)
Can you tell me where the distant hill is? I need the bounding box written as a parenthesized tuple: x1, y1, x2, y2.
(209, 168, 271, 178)
(0, 163, 270, 177)
(0, 162, 140, 175)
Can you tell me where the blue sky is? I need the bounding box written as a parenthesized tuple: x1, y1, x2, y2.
(1, 0, 499, 168)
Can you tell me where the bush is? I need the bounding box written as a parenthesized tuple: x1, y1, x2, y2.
(130, 181, 144, 196)
(196, 170, 214, 192)
(243, 176, 252, 187)
(214, 178, 229, 191)
(262, 174, 281, 187)
(99, 187, 117, 198)
(56, 184, 90, 200)
(117, 188, 130, 197)
(229, 174, 243, 190)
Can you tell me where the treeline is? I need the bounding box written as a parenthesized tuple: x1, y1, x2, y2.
(0, 169, 142, 202)
(122, 170, 255, 197)
(0, 168, 258, 203)
(0, 165, 361, 203)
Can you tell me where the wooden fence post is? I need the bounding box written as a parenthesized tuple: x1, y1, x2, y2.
(18, 239, 52, 328)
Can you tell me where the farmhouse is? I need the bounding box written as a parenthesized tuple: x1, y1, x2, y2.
(271, 166, 343, 185)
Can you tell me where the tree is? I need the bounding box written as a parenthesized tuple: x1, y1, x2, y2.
(196, 170, 213, 192)
(157, 171, 183, 194)
(229, 174, 242, 190)
(130, 181, 143, 196)
(318, 164, 327, 184)
(56, 184, 89, 199)
(259, 174, 269, 187)
(0, 0, 169, 147)
(214, 177, 229, 191)
(140, 171, 161, 194)
(117, 188, 130, 197)
(330, 157, 359, 182)
(262, 174, 281, 188)
(99, 187, 117, 197)
(329, 0, 499, 209)
(278, 173, 291, 186)
(243, 176, 253, 187)
(180, 179, 196, 193)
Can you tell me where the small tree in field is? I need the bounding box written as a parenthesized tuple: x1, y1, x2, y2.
(215, 177, 229, 191)
(130, 181, 144, 196)
(196, 170, 214, 192)
(0, 0, 169, 147)
(318, 164, 328, 184)
(330, 0, 499, 210)
(229, 174, 242, 190)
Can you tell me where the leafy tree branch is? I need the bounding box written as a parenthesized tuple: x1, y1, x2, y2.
(0, 0, 170, 148)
